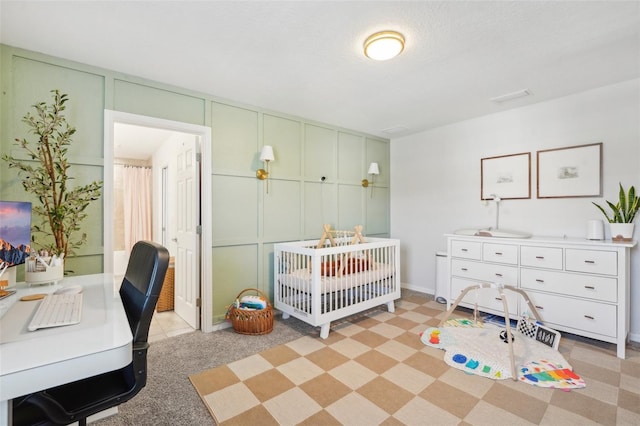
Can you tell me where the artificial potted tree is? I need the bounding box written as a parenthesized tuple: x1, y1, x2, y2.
(592, 183, 639, 241)
(2, 90, 103, 282)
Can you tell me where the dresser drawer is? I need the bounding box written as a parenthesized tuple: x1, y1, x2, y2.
(450, 259, 518, 285)
(483, 243, 518, 264)
(451, 277, 519, 316)
(450, 240, 482, 260)
(527, 292, 616, 338)
(521, 246, 563, 270)
(566, 249, 617, 275)
(521, 269, 617, 302)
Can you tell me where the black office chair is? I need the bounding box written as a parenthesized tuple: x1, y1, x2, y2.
(12, 240, 170, 426)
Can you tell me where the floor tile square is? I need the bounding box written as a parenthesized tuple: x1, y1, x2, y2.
(326, 391, 390, 425)
(305, 346, 350, 371)
(329, 359, 377, 390)
(419, 379, 480, 419)
(355, 349, 398, 374)
(277, 356, 324, 385)
(263, 387, 322, 425)
(357, 376, 415, 414)
(227, 354, 273, 381)
(299, 373, 352, 407)
(244, 368, 295, 402)
(203, 382, 260, 423)
(382, 363, 434, 394)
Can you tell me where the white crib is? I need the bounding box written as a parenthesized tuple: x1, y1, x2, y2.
(274, 235, 401, 338)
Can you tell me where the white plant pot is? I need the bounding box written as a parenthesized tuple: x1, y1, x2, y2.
(609, 223, 634, 242)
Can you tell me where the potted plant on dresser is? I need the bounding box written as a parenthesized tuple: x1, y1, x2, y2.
(2, 90, 103, 282)
(592, 183, 639, 241)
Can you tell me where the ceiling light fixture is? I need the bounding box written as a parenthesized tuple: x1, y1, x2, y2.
(364, 31, 405, 61)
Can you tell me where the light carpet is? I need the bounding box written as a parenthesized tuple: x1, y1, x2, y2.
(190, 294, 640, 425)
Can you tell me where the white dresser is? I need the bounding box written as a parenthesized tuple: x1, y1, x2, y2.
(446, 234, 636, 359)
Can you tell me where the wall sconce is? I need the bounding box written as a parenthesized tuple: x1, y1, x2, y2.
(361, 162, 380, 197)
(256, 145, 275, 193)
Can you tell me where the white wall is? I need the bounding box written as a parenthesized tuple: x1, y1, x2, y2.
(391, 79, 640, 341)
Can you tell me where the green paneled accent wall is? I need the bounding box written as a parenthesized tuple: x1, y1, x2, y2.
(305, 124, 337, 181)
(211, 175, 258, 245)
(262, 243, 275, 302)
(304, 182, 338, 237)
(114, 80, 206, 126)
(264, 114, 301, 179)
(263, 180, 302, 242)
(10, 57, 105, 163)
(367, 186, 390, 235)
(1, 44, 390, 328)
(367, 137, 390, 186)
(4, 55, 106, 276)
(338, 132, 365, 182)
(338, 185, 365, 230)
(211, 102, 258, 174)
(211, 244, 258, 323)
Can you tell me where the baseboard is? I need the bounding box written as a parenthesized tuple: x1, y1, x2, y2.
(401, 284, 432, 295)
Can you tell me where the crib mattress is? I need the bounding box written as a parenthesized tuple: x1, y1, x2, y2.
(278, 262, 395, 295)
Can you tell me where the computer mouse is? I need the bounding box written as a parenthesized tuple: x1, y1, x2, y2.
(53, 285, 83, 295)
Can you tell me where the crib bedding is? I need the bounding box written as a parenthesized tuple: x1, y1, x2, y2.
(278, 262, 394, 294)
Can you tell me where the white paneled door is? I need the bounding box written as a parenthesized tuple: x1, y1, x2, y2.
(175, 135, 201, 329)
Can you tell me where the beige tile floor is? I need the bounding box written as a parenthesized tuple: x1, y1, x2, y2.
(113, 274, 194, 342)
(149, 310, 195, 342)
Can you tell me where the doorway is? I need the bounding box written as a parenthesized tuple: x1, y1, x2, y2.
(104, 110, 213, 332)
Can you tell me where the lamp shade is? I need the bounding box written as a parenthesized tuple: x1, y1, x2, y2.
(364, 31, 405, 61)
(368, 162, 380, 175)
(259, 145, 275, 162)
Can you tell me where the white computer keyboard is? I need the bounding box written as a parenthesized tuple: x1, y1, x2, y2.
(28, 293, 83, 331)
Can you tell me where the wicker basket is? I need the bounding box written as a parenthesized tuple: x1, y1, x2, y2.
(227, 288, 274, 335)
(157, 257, 175, 312)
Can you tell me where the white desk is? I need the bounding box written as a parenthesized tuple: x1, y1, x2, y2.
(0, 274, 133, 425)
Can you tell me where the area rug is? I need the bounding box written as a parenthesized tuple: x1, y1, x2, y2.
(420, 321, 585, 389)
(189, 296, 598, 425)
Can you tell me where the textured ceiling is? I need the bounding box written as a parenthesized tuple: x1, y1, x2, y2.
(1, 1, 639, 140)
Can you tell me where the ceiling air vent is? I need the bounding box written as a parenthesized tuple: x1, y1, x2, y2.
(490, 89, 531, 103)
(381, 126, 408, 135)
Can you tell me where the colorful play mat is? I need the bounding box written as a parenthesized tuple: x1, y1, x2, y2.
(421, 319, 585, 390)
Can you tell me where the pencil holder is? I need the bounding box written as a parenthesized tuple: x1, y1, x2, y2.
(25, 264, 64, 285)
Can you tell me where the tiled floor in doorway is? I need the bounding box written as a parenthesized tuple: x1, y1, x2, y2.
(149, 310, 194, 342)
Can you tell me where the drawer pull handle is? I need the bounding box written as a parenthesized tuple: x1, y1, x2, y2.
(461, 249, 468, 252)
(495, 273, 503, 277)
(495, 297, 502, 301)
(461, 268, 468, 271)
(495, 252, 503, 256)
(535, 256, 544, 260)
(584, 315, 595, 320)
(535, 279, 544, 283)
(584, 260, 595, 264)
(535, 305, 544, 310)
(584, 285, 595, 290)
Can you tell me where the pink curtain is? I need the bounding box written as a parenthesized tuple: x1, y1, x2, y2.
(122, 166, 152, 252)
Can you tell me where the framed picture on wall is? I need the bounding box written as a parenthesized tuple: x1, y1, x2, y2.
(481, 152, 531, 200)
(537, 142, 602, 198)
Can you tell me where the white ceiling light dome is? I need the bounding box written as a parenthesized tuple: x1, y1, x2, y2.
(364, 30, 405, 61)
